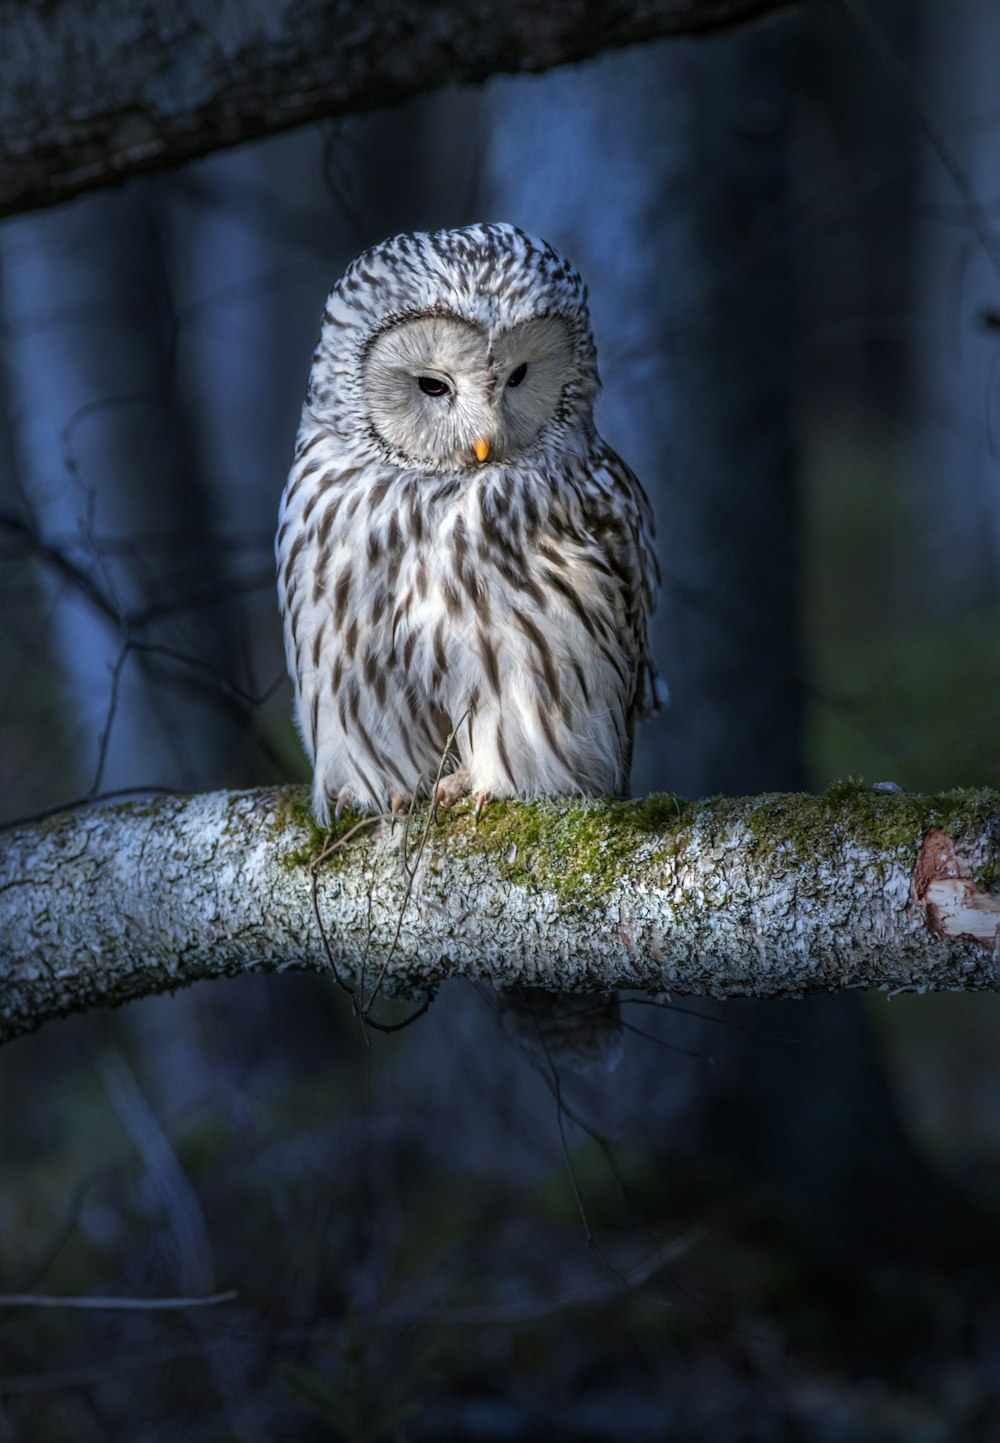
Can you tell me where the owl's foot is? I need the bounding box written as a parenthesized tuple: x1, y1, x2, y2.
(432, 766, 470, 816)
(332, 787, 410, 823)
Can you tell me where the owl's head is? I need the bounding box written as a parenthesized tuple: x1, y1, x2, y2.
(308, 223, 599, 472)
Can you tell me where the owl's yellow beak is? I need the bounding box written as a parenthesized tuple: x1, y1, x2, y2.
(473, 437, 491, 463)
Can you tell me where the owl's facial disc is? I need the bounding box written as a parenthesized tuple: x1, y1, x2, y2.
(362, 312, 578, 469)
(363, 316, 490, 468)
(492, 316, 575, 455)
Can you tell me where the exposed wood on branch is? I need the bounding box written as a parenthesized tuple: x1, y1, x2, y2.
(1, 784, 998, 1046)
(0, 0, 794, 218)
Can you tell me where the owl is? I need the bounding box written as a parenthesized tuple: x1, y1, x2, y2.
(277, 222, 665, 827)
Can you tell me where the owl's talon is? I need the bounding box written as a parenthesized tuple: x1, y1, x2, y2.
(388, 791, 410, 818)
(473, 792, 492, 825)
(333, 788, 353, 823)
(432, 766, 471, 819)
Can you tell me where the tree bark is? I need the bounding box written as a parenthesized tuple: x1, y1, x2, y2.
(1, 784, 998, 1046)
(0, 0, 793, 219)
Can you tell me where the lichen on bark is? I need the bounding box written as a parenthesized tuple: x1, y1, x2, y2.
(1, 783, 999, 1046)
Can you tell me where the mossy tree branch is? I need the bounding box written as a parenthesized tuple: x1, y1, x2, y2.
(0, 0, 794, 219)
(1, 785, 999, 1046)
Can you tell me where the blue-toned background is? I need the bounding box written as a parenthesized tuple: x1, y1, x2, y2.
(2, 4, 999, 1437)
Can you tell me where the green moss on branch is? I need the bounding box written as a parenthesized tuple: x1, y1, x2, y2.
(279, 783, 1000, 913)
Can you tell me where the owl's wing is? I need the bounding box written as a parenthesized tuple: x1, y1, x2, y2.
(587, 440, 668, 718)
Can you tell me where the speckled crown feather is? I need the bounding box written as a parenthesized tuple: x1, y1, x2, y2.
(308, 222, 599, 423)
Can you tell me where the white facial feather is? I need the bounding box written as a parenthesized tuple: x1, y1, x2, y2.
(364, 316, 489, 466)
(494, 316, 575, 454)
(363, 313, 576, 468)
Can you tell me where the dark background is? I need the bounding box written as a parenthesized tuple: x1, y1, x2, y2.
(2, 2, 1000, 1438)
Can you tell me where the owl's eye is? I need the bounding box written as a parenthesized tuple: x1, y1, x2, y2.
(507, 362, 528, 388)
(417, 375, 450, 397)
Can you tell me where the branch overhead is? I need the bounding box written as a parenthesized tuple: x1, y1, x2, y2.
(1, 784, 998, 1046)
(0, 0, 794, 218)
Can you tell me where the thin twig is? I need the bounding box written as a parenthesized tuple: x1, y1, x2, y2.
(362, 709, 469, 1014)
(0, 1290, 237, 1311)
(307, 811, 430, 1033)
(99, 1050, 215, 1294)
(388, 1231, 702, 1327)
(89, 643, 129, 798)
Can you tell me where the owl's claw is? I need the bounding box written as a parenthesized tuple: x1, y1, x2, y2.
(432, 766, 471, 819)
(388, 791, 410, 821)
(473, 792, 492, 825)
(334, 788, 353, 823)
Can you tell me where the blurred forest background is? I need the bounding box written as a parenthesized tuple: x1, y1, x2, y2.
(2, 1, 1000, 1438)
